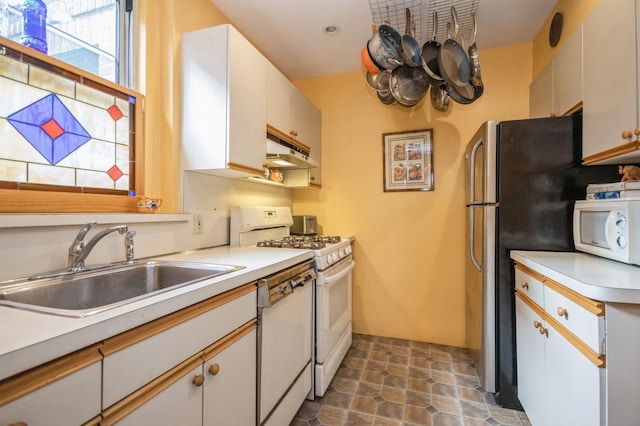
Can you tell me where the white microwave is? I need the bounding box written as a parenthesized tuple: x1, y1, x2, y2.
(573, 199, 640, 265)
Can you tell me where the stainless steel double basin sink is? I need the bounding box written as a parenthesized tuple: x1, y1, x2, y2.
(0, 261, 244, 318)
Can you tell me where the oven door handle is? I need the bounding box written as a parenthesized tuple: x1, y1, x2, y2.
(320, 260, 355, 288)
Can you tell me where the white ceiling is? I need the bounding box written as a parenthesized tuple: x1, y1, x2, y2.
(210, 0, 558, 80)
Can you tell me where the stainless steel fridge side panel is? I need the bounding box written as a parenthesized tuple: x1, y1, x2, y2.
(483, 121, 497, 204)
(481, 204, 496, 393)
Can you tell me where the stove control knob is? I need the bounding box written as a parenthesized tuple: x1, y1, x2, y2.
(338, 248, 345, 258)
(345, 245, 352, 255)
(326, 254, 335, 265)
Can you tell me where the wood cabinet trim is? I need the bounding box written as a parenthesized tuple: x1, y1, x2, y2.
(562, 101, 583, 116)
(515, 262, 604, 315)
(516, 290, 605, 368)
(202, 319, 256, 362)
(267, 124, 311, 152)
(227, 162, 264, 176)
(0, 343, 103, 407)
(582, 140, 640, 165)
(100, 352, 203, 424)
(515, 263, 547, 285)
(100, 282, 257, 357)
(543, 277, 605, 316)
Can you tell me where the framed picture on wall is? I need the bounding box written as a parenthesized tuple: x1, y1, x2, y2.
(382, 129, 434, 192)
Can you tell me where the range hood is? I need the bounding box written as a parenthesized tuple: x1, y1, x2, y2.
(265, 131, 319, 169)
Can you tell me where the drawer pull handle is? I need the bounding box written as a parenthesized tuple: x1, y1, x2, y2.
(557, 306, 568, 319)
(622, 130, 634, 140)
(192, 374, 205, 387)
(520, 281, 529, 290)
(533, 320, 549, 337)
(208, 363, 221, 376)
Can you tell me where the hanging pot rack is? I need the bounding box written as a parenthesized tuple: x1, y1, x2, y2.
(368, 0, 480, 46)
(365, 0, 483, 110)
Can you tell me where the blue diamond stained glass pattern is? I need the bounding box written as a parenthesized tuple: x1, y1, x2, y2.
(8, 94, 92, 165)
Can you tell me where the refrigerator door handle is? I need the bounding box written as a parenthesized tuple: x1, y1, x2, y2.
(469, 138, 483, 205)
(469, 205, 482, 272)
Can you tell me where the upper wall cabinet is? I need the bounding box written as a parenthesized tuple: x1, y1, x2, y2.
(529, 25, 582, 119)
(266, 62, 322, 187)
(181, 24, 267, 178)
(266, 62, 321, 150)
(582, 0, 640, 165)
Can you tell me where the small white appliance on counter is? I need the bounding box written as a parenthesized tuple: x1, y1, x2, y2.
(574, 198, 640, 265)
(230, 206, 354, 408)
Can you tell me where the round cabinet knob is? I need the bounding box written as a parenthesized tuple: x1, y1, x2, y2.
(634, 127, 640, 136)
(9, 423, 28, 426)
(556, 306, 568, 319)
(533, 320, 541, 329)
(539, 326, 549, 337)
(208, 363, 220, 376)
(192, 374, 205, 387)
(520, 281, 529, 290)
(622, 130, 634, 140)
(617, 234, 627, 249)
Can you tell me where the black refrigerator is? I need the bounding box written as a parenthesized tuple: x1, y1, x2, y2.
(463, 115, 620, 409)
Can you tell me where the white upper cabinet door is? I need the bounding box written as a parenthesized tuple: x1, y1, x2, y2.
(266, 61, 296, 138)
(182, 24, 267, 177)
(553, 24, 583, 116)
(529, 62, 553, 118)
(583, 0, 638, 161)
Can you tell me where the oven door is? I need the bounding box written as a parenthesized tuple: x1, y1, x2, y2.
(315, 255, 354, 364)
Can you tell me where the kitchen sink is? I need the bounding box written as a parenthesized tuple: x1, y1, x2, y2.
(0, 261, 245, 318)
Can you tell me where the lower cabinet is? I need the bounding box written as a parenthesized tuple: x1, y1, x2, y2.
(0, 344, 103, 426)
(515, 263, 605, 426)
(0, 283, 258, 426)
(101, 323, 257, 426)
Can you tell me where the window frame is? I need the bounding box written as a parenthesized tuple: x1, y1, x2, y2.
(0, 36, 146, 213)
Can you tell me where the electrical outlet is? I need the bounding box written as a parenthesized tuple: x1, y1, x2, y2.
(193, 212, 203, 234)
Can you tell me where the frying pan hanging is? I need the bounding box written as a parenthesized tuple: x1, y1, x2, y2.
(389, 65, 429, 106)
(421, 11, 443, 83)
(401, 8, 422, 67)
(468, 12, 484, 98)
(438, 6, 471, 88)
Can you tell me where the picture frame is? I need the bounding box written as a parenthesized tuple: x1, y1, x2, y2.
(382, 129, 434, 192)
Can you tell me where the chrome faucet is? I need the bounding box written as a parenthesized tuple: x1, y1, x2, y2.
(124, 230, 136, 264)
(68, 222, 129, 271)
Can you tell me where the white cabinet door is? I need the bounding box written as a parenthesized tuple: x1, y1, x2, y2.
(553, 24, 582, 116)
(182, 24, 266, 177)
(110, 361, 203, 426)
(0, 360, 101, 426)
(203, 328, 256, 426)
(545, 323, 601, 426)
(582, 0, 638, 161)
(529, 62, 553, 119)
(266, 61, 295, 137)
(515, 294, 547, 426)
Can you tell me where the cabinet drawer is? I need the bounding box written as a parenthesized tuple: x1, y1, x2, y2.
(102, 284, 256, 409)
(544, 279, 605, 354)
(0, 345, 102, 426)
(515, 263, 545, 307)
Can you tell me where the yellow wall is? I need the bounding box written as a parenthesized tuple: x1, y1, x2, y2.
(136, 0, 232, 211)
(531, 0, 599, 78)
(293, 43, 532, 346)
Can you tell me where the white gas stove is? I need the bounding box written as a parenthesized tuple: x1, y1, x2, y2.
(230, 206, 354, 399)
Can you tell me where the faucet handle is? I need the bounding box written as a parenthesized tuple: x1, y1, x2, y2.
(125, 230, 136, 263)
(76, 221, 97, 244)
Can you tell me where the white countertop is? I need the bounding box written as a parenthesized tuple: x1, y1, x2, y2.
(511, 250, 640, 304)
(0, 245, 314, 381)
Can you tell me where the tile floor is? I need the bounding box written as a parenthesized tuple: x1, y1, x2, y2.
(291, 333, 531, 426)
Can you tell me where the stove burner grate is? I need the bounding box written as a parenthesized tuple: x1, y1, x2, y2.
(256, 235, 342, 249)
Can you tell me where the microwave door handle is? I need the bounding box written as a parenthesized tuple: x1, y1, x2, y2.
(469, 138, 483, 205)
(604, 211, 617, 249)
(469, 206, 482, 272)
